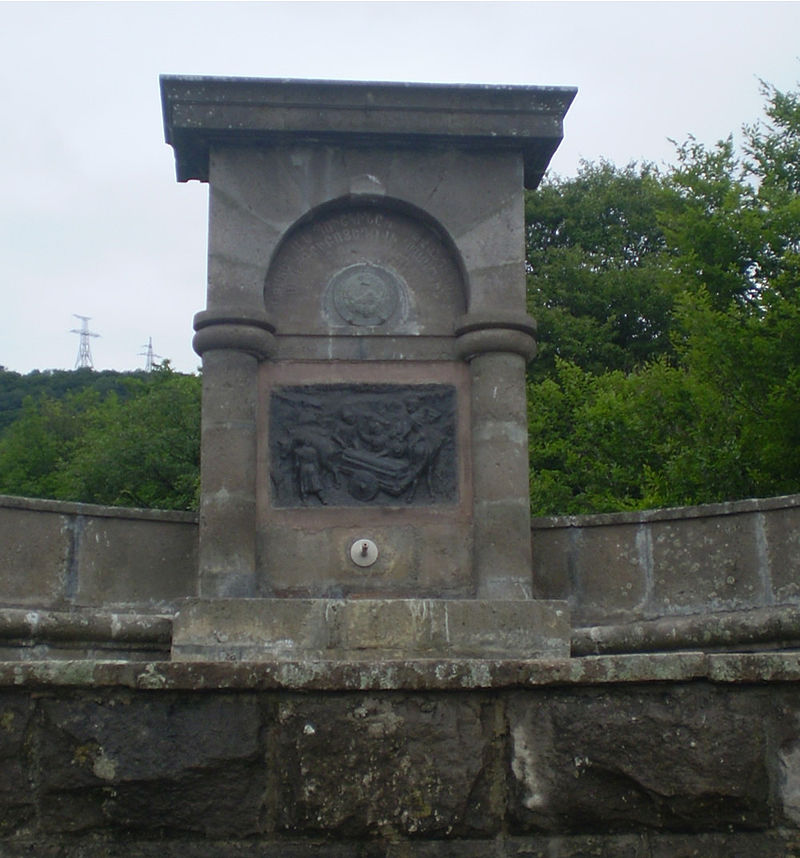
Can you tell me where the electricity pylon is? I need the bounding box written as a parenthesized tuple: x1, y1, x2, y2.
(70, 315, 100, 370)
(139, 337, 163, 372)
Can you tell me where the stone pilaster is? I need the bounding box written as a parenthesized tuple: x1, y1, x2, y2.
(456, 314, 537, 598)
(192, 310, 275, 597)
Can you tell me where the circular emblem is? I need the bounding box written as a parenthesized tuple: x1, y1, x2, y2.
(328, 263, 402, 327)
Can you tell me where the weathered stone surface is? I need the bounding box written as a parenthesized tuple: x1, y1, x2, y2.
(570, 522, 648, 625)
(77, 516, 197, 607)
(648, 831, 800, 857)
(8, 650, 800, 693)
(469, 351, 533, 598)
(0, 835, 652, 857)
(0, 693, 35, 834)
(765, 504, 800, 603)
(0, 495, 198, 614)
(0, 839, 397, 857)
(383, 837, 650, 858)
(0, 671, 798, 851)
(172, 598, 570, 661)
(5, 830, 800, 857)
(5, 493, 800, 644)
(531, 524, 572, 601)
(0, 608, 171, 663)
(198, 349, 260, 597)
(259, 520, 474, 599)
(573, 604, 800, 656)
(0, 504, 70, 607)
(650, 512, 762, 614)
(772, 688, 800, 829)
(265, 206, 465, 337)
(168, 76, 556, 602)
(507, 684, 771, 832)
(257, 361, 474, 599)
(274, 693, 497, 836)
(161, 76, 576, 187)
(37, 693, 263, 835)
(531, 495, 800, 629)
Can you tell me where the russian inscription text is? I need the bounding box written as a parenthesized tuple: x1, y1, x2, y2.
(264, 204, 464, 333)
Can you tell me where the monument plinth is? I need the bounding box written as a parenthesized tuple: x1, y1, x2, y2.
(161, 75, 575, 659)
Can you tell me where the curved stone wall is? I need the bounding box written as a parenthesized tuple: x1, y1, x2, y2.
(531, 493, 800, 629)
(0, 495, 197, 612)
(2, 492, 799, 634)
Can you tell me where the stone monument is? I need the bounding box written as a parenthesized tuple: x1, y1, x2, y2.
(160, 75, 576, 660)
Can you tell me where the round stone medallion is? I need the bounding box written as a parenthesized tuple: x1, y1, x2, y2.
(328, 263, 402, 327)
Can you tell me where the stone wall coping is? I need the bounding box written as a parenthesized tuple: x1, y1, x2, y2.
(530, 492, 800, 529)
(0, 493, 198, 524)
(5, 491, 796, 529)
(0, 608, 172, 645)
(160, 75, 577, 187)
(3, 651, 800, 692)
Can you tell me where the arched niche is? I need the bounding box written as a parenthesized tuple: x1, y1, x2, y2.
(263, 199, 467, 338)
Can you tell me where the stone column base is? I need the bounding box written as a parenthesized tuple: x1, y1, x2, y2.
(171, 598, 570, 662)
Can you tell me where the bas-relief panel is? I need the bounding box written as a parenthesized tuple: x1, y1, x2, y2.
(269, 384, 457, 508)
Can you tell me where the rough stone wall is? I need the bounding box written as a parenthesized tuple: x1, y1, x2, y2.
(2, 656, 800, 856)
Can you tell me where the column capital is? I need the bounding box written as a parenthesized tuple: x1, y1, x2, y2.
(192, 307, 277, 359)
(454, 312, 537, 362)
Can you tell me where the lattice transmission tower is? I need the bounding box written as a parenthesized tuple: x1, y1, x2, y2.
(70, 315, 100, 369)
(139, 337, 163, 372)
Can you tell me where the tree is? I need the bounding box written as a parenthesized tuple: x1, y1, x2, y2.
(0, 366, 201, 510)
(54, 366, 201, 510)
(525, 161, 680, 378)
(0, 367, 147, 433)
(0, 389, 99, 499)
(527, 79, 800, 515)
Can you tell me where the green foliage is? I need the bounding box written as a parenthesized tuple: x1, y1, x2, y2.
(528, 79, 800, 515)
(529, 355, 775, 516)
(663, 142, 759, 317)
(0, 366, 200, 510)
(526, 161, 680, 378)
(1, 82, 798, 517)
(0, 389, 99, 500)
(0, 367, 147, 433)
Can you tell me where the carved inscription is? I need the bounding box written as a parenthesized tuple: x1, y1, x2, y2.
(264, 206, 465, 333)
(270, 384, 457, 507)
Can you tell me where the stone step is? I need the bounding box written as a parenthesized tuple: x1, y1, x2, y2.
(171, 598, 570, 662)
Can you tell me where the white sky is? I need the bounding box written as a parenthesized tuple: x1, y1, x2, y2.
(1, 0, 799, 375)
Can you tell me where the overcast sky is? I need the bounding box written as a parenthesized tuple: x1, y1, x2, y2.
(1, 1, 799, 375)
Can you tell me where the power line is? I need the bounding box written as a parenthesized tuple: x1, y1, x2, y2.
(70, 315, 100, 370)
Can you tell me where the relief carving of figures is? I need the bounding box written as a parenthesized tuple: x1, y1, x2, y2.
(270, 384, 457, 507)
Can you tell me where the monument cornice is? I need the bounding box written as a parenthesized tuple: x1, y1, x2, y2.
(160, 75, 576, 188)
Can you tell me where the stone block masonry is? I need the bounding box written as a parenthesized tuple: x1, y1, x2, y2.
(532, 493, 800, 629)
(4, 493, 800, 658)
(2, 654, 800, 855)
(0, 495, 197, 612)
(161, 75, 575, 606)
(170, 598, 570, 661)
